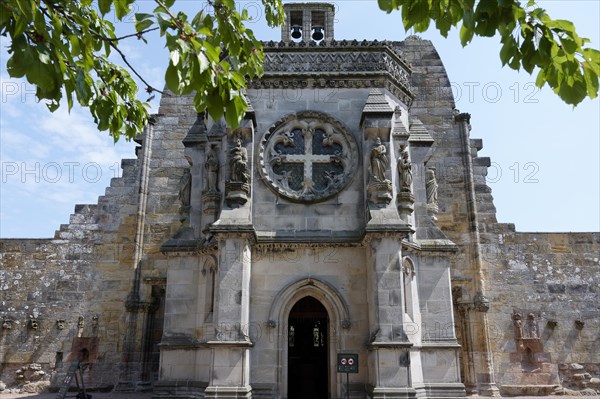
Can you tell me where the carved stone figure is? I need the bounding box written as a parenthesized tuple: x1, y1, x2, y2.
(526, 313, 539, 338)
(77, 316, 84, 337)
(370, 138, 389, 183)
(57, 320, 65, 330)
(29, 316, 39, 330)
(513, 313, 523, 339)
(398, 147, 412, 193)
(226, 139, 251, 206)
(229, 139, 249, 183)
(367, 138, 393, 205)
(2, 319, 12, 330)
(205, 146, 219, 193)
(426, 167, 438, 205)
(92, 315, 100, 336)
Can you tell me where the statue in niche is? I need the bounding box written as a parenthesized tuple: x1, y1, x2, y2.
(370, 138, 389, 183)
(77, 316, 84, 337)
(204, 146, 219, 193)
(526, 313, 539, 338)
(367, 138, 393, 205)
(179, 170, 191, 211)
(426, 167, 438, 205)
(398, 146, 413, 193)
(229, 139, 249, 183)
(91, 315, 100, 336)
(513, 312, 523, 339)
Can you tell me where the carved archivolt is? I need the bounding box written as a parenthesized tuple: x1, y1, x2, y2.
(258, 111, 358, 203)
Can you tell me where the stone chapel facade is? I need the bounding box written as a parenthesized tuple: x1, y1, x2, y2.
(1, 3, 599, 399)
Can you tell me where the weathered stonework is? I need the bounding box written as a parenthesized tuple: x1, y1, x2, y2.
(1, 3, 598, 398)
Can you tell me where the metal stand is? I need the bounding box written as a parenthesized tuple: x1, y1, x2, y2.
(346, 372, 350, 399)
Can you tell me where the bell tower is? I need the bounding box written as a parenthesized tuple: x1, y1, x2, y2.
(281, 2, 335, 43)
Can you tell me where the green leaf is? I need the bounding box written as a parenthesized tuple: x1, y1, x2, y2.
(500, 36, 516, 66)
(75, 69, 92, 103)
(582, 63, 599, 99)
(98, 0, 111, 16)
(225, 96, 241, 128)
(460, 24, 474, 46)
(114, 0, 131, 20)
(207, 90, 224, 122)
(197, 51, 209, 73)
(165, 63, 180, 92)
(134, 13, 154, 33)
(583, 48, 600, 74)
(378, 0, 395, 13)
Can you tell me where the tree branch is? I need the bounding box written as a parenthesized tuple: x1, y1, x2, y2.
(96, 27, 160, 42)
(154, 0, 186, 31)
(108, 42, 164, 95)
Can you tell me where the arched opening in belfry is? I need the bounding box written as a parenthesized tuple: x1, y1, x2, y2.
(287, 296, 329, 399)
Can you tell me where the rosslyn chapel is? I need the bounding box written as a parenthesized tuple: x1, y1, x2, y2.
(1, 3, 598, 399)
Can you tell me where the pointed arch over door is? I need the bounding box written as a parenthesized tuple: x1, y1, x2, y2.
(268, 277, 351, 399)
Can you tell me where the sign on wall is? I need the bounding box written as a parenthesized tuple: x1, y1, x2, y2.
(337, 353, 358, 373)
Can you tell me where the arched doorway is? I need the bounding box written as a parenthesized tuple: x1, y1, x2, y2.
(288, 296, 329, 399)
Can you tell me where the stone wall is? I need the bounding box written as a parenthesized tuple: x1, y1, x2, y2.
(0, 155, 142, 390)
(484, 231, 600, 393)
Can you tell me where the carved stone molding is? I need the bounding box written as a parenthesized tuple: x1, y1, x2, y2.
(262, 50, 410, 88)
(258, 111, 358, 203)
(397, 192, 415, 222)
(253, 41, 415, 107)
(368, 181, 393, 205)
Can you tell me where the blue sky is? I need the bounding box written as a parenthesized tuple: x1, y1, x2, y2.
(1, 0, 598, 238)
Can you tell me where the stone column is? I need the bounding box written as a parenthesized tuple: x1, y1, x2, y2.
(205, 114, 255, 398)
(365, 234, 415, 398)
(204, 237, 253, 399)
(302, 9, 311, 43)
(455, 112, 500, 397)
